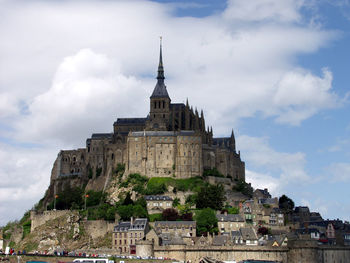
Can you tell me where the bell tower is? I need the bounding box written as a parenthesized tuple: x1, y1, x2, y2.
(147, 37, 171, 131)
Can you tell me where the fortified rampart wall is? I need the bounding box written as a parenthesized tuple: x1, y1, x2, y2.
(153, 245, 350, 263)
(30, 210, 71, 232)
(30, 210, 114, 241)
(83, 220, 115, 239)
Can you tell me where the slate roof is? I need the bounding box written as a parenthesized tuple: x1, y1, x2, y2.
(114, 222, 131, 232)
(114, 218, 148, 232)
(231, 231, 243, 243)
(159, 233, 185, 245)
(114, 118, 147, 125)
(294, 206, 310, 213)
(216, 214, 244, 222)
(129, 218, 148, 231)
(240, 227, 258, 241)
(212, 235, 229, 246)
(170, 103, 185, 109)
(258, 198, 277, 205)
(91, 133, 113, 139)
(254, 188, 271, 198)
(155, 221, 196, 228)
(271, 207, 283, 214)
(212, 138, 230, 147)
(145, 195, 173, 201)
(130, 130, 196, 137)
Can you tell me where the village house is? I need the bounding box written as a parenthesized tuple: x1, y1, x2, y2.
(144, 195, 173, 214)
(269, 207, 284, 226)
(154, 221, 196, 237)
(216, 213, 245, 233)
(240, 227, 258, 246)
(113, 218, 149, 254)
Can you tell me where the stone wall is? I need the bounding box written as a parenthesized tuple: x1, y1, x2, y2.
(154, 245, 288, 263)
(83, 220, 114, 240)
(30, 210, 71, 232)
(126, 132, 202, 178)
(153, 245, 350, 263)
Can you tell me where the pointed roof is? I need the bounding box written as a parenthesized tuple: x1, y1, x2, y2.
(151, 37, 170, 99)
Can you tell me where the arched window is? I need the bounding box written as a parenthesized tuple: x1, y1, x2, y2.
(111, 153, 114, 160)
(163, 101, 165, 108)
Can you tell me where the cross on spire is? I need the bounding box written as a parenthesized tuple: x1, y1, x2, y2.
(157, 36, 164, 80)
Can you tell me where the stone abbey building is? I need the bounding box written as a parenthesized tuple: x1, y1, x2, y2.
(50, 44, 245, 188)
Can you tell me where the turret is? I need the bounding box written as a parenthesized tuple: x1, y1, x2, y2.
(230, 129, 236, 152)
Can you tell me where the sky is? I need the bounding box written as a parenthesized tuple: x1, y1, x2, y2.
(1, 0, 350, 226)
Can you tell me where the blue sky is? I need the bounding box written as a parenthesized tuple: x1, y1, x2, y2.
(1, 0, 350, 225)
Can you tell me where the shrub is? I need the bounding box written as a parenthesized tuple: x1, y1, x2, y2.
(85, 190, 106, 207)
(195, 208, 218, 236)
(233, 180, 253, 197)
(196, 184, 225, 210)
(88, 167, 93, 179)
(203, 167, 224, 178)
(173, 198, 180, 207)
(96, 167, 102, 178)
(115, 163, 125, 175)
(149, 213, 163, 222)
(227, 207, 240, 214)
(162, 208, 179, 221)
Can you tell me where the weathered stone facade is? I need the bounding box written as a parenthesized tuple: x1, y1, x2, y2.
(43, 44, 245, 206)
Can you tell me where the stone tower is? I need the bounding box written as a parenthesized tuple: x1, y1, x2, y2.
(146, 39, 171, 131)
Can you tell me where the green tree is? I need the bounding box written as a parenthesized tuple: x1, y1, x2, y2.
(227, 207, 239, 214)
(233, 180, 253, 197)
(162, 208, 179, 221)
(117, 205, 134, 221)
(195, 208, 218, 236)
(122, 192, 134, 206)
(173, 198, 180, 207)
(86, 190, 106, 207)
(196, 184, 225, 210)
(279, 194, 295, 213)
(55, 185, 83, 210)
(133, 205, 148, 218)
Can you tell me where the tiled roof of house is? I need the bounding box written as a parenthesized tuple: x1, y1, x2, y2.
(240, 227, 258, 241)
(155, 221, 196, 228)
(216, 214, 244, 222)
(129, 218, 148, 231)
(144, 195, 173, 201)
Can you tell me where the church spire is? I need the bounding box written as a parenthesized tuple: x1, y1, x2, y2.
(157, 36, 165, 81)
(151, 37, 169, 99)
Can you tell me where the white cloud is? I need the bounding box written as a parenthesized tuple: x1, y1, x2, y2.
(326, 162, 350, 182)
(0, 143, 56, 225)
(223, 0, 304, 23)
(0, 0, 344, 224)
(238, 135, 309, 197)
(245, 170, 281, 195)
(273, 68, 337, 125)
(15, 49, 149, 146)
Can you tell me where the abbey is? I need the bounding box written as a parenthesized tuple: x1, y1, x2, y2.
(50, 43, 245, 186)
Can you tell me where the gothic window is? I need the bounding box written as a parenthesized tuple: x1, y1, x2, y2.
(163, 101, 165, 108)
(154, 101, 157, 109)
(163, 114, 165, 118)
(158, 101, 161, 108)
(111, 153, 114, 160)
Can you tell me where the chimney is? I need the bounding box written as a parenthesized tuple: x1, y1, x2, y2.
(224, 211, 228, 216)
(131, 216, 134, 225)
